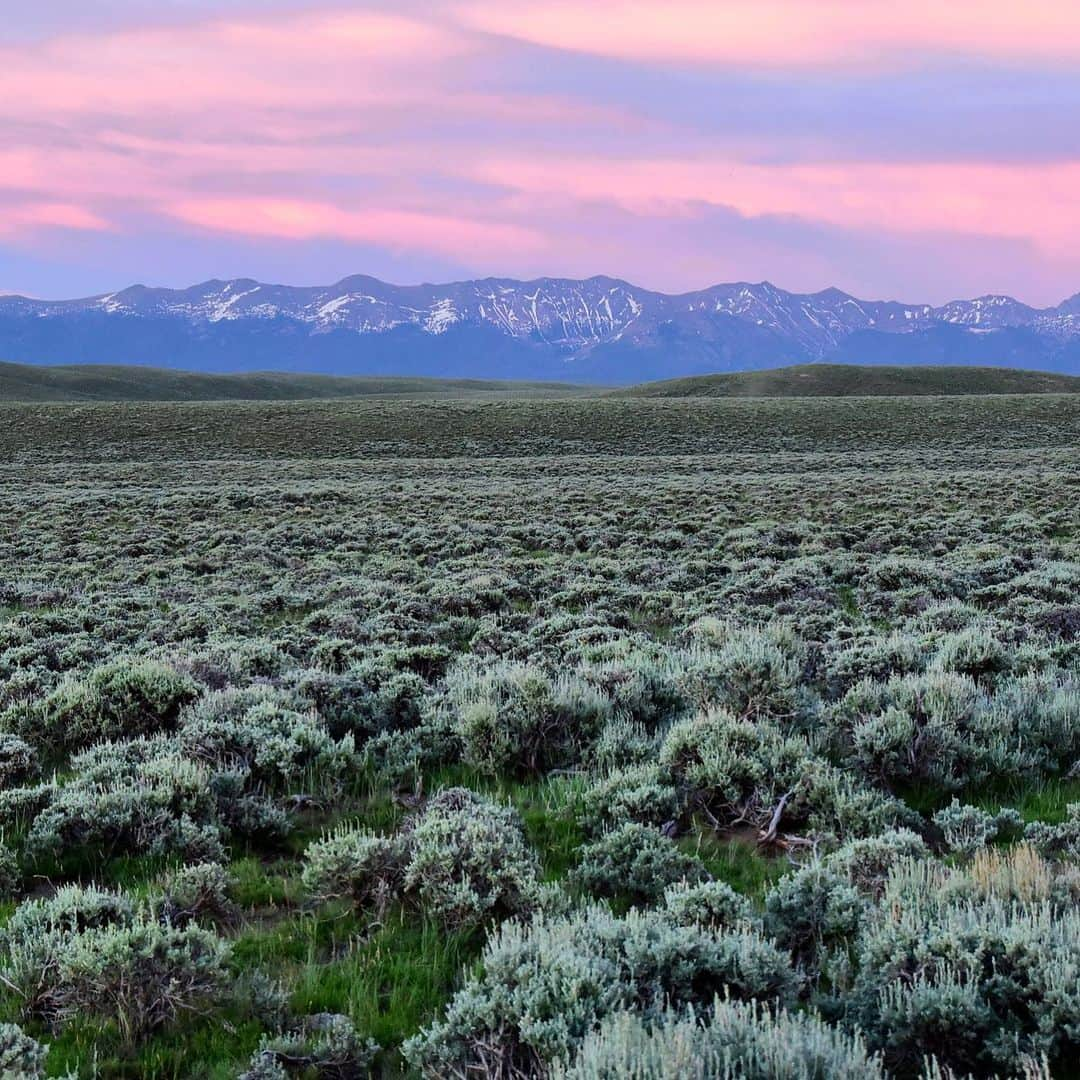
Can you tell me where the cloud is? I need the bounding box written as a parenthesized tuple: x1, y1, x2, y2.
(466, 155, 1080, 259)
(4, 1, 1080, 304)
(0, 201, 112, 236)
(456, 0, 1080, 70)
(169, 198, 545, 261)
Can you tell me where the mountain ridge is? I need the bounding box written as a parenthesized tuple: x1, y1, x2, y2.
(3, 275, 1080, 381)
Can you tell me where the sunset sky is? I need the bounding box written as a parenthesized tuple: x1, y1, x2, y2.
(4, 1, 1080, 303)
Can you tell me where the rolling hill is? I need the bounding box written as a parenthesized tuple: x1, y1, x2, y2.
(0, 361, 590, 402)
(612, 364, 1080, 398)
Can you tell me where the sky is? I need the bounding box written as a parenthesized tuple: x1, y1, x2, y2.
(3, 1, 1080, 304)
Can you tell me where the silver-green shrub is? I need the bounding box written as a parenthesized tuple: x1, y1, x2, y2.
(579, 764, 682, 834)
(0, 1022, 48, 1079)
(933, 800, 1022, 857)
(849, 860, 1080, 1074)
(403, 787, 542, 929)
(301, 824, 409, 910)
(823, 829, 931, 898)
(159, 861, 236, 926)
(1024, 803, 1080, 861)
(555, 998, 886, 1079)
(404, 904, 799, 1077)
(28, 658, 199, 750)
(572, 823, 707, 904)
(763, 865, 864, 973)
(240, 1012, 378, 1080)
(0, 841, 20, 898)
(828, 673, 1012, 790)
(662, 880, 756, 932)
(1, 884, 230, 1039)
(0, 732, 39, 788)
(445, 660, 611, 775)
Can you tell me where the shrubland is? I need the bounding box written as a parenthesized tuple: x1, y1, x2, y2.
(0, 393, 1075, 1076)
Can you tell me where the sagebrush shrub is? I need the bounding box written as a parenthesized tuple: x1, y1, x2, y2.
(579, 764, 682, 834)
(403, 787, 542, 929)
(677, 626, 806, 722)
(240, 1012, 378, 1080)
(763, 864, 864, 973)
(0, 733, 39, 788)
(302, 825, 408, 910)
(932, 800, 1022, 856)
(445, 660, 611, 775)
(159, 862, 236, 926)
(404, 905, 799, 1076)
(29, 659, 199, 750)
(0, 842, 20, 899)
(572, 823, 708, 904)
(849, 859, 1080, 1074)
(555, 998, 887, 1079)
(662, 879, 756, 932)
(828, 672, 1012, 791)
(1024, 803, 1080, 861)
(823, 829, 930, 898)
(1, 885, 230, 1040)
(0, 1022, 48, 1078)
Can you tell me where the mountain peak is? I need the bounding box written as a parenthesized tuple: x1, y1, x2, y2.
(1, 274, 1077, 381)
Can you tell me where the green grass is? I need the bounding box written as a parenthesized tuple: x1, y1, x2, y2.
(0, 360, 595, 403)
(612, 362, 1080, 398)
(972, 776, 1080, 824)
(678, 829, 785, 901)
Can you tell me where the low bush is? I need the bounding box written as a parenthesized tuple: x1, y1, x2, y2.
(823, 829, 931, 898)
(662, 879, 756, 931)
(848, 860, 1080, 1075)
(26, 659, 199, 751)
(302, 825, 408, 911)
(0, 1022, 48, 1079)
(555, 998, 887, 1079)
(0, 842, 20, 898)
(572, 823, 708, 905)
(159, 862, 236, 926)
(677, 625, 806, 722)
(763, 865, 864, 974)
(1024, 803, 1080, 861)
(444, 660, 611, 775)
(404, 905, 800, 1076)
(403, 787, 542, 929)
(932, 800, 1023, 857)
(827, 673, 1012, 791)
(0, 733, 38, 788)
(579, 764, 682, 835)
(1, 885, 230, 1040)
(240, 1013, 378, 1080)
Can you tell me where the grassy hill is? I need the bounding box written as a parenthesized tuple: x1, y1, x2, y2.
(613, 363, 1080, 397)
(0, 360, 591, 402)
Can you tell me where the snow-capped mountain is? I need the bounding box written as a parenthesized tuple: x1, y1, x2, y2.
(2, 275, 1079, 381)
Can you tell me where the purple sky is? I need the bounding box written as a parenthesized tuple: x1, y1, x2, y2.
(4, 0, 1080, 304)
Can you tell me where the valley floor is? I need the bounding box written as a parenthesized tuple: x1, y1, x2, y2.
(0, 394, 1077, 1078)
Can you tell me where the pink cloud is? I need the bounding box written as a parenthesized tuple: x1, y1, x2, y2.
(4, 2, 1080, 303)
(0, 202, 111, 235)
(0, 10, 465, 114)
(468, 156, 1080, 257)
(170, 197, 545, 260)
(457, 0, 1080, 69)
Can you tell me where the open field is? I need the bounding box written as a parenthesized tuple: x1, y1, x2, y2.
(615, 363, 1080, 398)
(0, 360, 593, 403)
(0, 394, 1078, 1078)
(3, 360, 1077, 404)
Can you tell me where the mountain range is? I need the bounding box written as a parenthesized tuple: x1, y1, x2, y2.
(3, 275, 1080, 382)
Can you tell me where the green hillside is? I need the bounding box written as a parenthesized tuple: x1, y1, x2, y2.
(0, 361, 591, 402)
(613, 363, 1080, 397)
